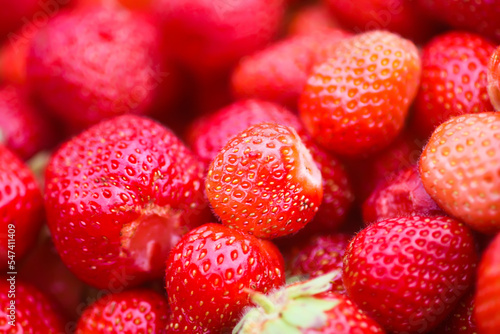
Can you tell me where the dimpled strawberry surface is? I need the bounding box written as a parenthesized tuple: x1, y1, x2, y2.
(0, 1, 499, 333)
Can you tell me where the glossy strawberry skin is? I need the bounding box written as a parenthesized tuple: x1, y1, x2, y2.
(362, 165, 443, 223)
(0, 145, 43, 268)
(165, 223, 285, 333)
(343, 216, 477, 333)
(299, 30, 421, 157)
(44, 115, 209, 289)
(76, 289, 170, 334)
(419, 112, 500, 233)
(488, 46, 500, 111)
(206, 122, 323, 239)
(0, 280, 65, 333)
(434, 290, 477, 334)
(413, 32, 495, 138)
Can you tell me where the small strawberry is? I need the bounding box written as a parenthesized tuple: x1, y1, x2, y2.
(44, 115, 209, 289)
(343, 216, 477, 333)
(165, 223, 285, 333)
(76, 289, 170, 333)
(362, 165, 443, 223)
(488, 45, 500, 111)
(299, 30, 421, 157)
(412, 31, 495, 138)
(475, 233, 500, 333)
(0, 280, 65, 333)
(234, 271, 385, 333)
(287, 4, 341, 36)
(433, 290, 477, 334)
(419, 112, 500, 233)
(205, 122, 323, 238)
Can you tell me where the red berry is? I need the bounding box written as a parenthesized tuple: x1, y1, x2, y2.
(299, 30, 421, 157)
(205, 122, 323, 238)
(419, 112, 500, 233)
(488, 45, 500, 111)
(165, 223, 285, 333)
(343, 216, 477, 333)
(44, 115, 209, 289)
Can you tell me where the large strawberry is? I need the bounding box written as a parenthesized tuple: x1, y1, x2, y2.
(205, 122, 323, 239)
(419, 112, 500, 233)
(44, 115, 209, 289)
(299, 30, 421, 157)
(165, 223, 285, 333)
(412, 31, 495, 138)
(488, 45, 500, 111)
(343, 216, 477, 333)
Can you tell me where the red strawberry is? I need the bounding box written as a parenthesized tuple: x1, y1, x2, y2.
(0, 0, 39, 39)
(475, 233, 500, 333)
(27, 6, 175, 129)
(76, 289, 170, 333)
(419, 112, 500, 233)
(412, 32, 496, 138)
(343, 216, 477, 333)
(0, 144, 43, 268)
(0, 85, 57, 160)
(362, 165, 444, 223)
(165, 223, 285, 333)
(287, 4, 341, 36)
(0, 280, 65, 333)
(299, 30, 421, 157)
(205, 122, 323, 238)
(488, 45, 500, 111)
(231, 29, 351, 109)
(433, 290, 477, 334)
(234, 272, 385, 333)
(290, 233, 351, 293)
(44, 115, 209, 289)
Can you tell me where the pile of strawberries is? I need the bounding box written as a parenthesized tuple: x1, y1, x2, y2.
(1, 0, 500, 333)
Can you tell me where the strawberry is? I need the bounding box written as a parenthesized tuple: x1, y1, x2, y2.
(475, 233, 500, 333)
(287, 4, 341, 36)
(362, 165, 443, 223)
(0, 85, 57, 160)
(433, 290, 477, 334)
(419, 112, 500, 233)
(0, 280, 65, 333)
(0, 144, 43, 268)
(299, 30, 421, 157)
(165, 223, 285, 333)
(205, 122, 323, 239)
(0, 0, 39, 39)
(488, 45, 500, 111)
(27, 6, 175, 129)
(76, 289, 170, 333)
(234, 272, 385, 333)
(343, 216, 477, 333)
(44, 115, 209, 289)
(231, 29, 351, 109)
(412, 32, 496, 138)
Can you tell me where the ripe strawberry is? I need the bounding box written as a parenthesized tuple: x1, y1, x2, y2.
(434, 290, 477, 334)
(488, 45, 500, 111)
(44, 115, 209, 289)
(231, 29, 351, 109)
(27, 6, 175, 129)
(299, 30, 421, 157)
(234, 272, 385, 333)
(343, 216, 477, 333)
(412, 32, 495, 138)
(0, 280, 65, 333)
(287, 4, 341, 36)
(0, 0, 39, 39)
(419, 112, 500, 233)
(0, 144, 43, 268)
(165, 223, 285, 333)
(362, 165, 443, 223)
(205, 122, 323, 238)
(475, 233, 500, 333)
(0, 85, 57, 160)
(76, 289, 170, 333)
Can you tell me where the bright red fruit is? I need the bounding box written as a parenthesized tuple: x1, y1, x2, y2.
(419, 112, 500, 233)
(27, 6, 173, 129)
(362, 165, 443, 223)
(475, 233, 500, 333)
(165, 223, 285, 333)
(0, 280, 65, 333)
(300, 30, 421, 157)
(0, 144, 43, 268)
(488, 45, 500, 111)
(435, 290, 477, 334)
(76, 289, 170, 333)
(413, 32, 495, 138)
(206, 122, 323, 238)
(44, 115, 209, 289)
(343, 216, 477, 333)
